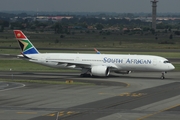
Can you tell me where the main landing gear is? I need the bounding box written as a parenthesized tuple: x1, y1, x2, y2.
(161, 72, 167, 79)
(80, 68, 91, 77)
(80, 73, 91, 77)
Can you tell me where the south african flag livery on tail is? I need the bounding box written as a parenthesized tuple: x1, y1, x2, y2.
(14, 30, 39, 54)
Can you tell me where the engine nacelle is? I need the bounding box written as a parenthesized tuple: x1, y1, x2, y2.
(91, 66, 110, 77)
(114, 71, 131, 74)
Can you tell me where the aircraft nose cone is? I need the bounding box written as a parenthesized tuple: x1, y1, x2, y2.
(169, 64, 175, 70)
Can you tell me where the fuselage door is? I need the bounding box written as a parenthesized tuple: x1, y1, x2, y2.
(153, 59, 157, 66)
(75, 56, 81, 62)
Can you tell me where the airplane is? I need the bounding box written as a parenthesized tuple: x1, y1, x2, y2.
(14, 30, 175, 79)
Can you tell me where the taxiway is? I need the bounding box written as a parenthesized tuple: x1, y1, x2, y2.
(0, 71, 179, 120)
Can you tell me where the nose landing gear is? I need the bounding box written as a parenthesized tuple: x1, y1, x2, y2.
(161, 72, 167, 79)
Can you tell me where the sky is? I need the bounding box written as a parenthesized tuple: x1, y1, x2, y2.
(0, 0, 179, 13)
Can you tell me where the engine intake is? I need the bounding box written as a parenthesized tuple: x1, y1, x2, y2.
(91, 66, 110, 77)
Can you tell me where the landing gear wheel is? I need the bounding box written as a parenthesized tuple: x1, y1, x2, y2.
(80, 74, 91, 77)
(161, 72, 165, 79)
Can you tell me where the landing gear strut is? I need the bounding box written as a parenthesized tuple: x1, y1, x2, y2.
(161, 72, 166, 79)
(80, 68, 91, 77)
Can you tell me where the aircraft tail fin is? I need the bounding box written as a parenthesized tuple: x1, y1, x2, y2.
(94, 48, 101, 54)
(14, 30, 39, 54)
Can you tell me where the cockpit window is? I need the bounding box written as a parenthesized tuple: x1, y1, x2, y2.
(164, 61, 171, 63)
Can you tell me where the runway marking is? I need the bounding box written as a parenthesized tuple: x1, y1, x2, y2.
(125, 83, 130, 87)
(46, 113, 56, 116)
(137, 104, 180, 120)
(58, 111, 65, 116)
(99, 92, 147, 97)
(66, 80, 74, 84)
(67, 111, 75, 115)
(0, 83, 25, 92)
(45, 111, 79, 117)
(119, 92, 147, 97)
(118, 82, 130, 87)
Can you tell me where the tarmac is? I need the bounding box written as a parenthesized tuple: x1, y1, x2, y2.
(0, 71, 179, 120)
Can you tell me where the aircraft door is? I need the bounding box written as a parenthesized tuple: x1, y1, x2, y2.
(75, 56, 81, 62)
(121, 58, 127, 70)
(153, 59, 157, 66)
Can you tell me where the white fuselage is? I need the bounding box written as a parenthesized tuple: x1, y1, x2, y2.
(25, 53, 175, 72)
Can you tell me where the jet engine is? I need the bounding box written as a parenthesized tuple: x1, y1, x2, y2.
(91, 66, 110, 77)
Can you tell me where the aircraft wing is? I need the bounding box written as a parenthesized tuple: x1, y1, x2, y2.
(47, 60, 118, 69)
(47, 60, 92, 68)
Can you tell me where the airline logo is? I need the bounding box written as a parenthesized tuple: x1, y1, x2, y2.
(18, 40, 33, 52)
(103, 57, 123, 63)
(126, 58, 152, 64)
(103, 57, 152, 64)
(14, 30, 38, 54)
(14, 30, 27, 39)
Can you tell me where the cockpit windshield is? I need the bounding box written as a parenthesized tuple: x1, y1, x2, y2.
(164, 61, 171, 63)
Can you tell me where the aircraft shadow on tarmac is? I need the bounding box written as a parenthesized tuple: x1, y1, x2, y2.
(15, 71, 175, 80)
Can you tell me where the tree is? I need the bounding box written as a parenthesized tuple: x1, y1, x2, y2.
(174, 31, 180, 35)
(54, 23, 63, 34)
(95, 24, 104, 30)
(0, 25, 4, 32)
(169, 34, 173, 39)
